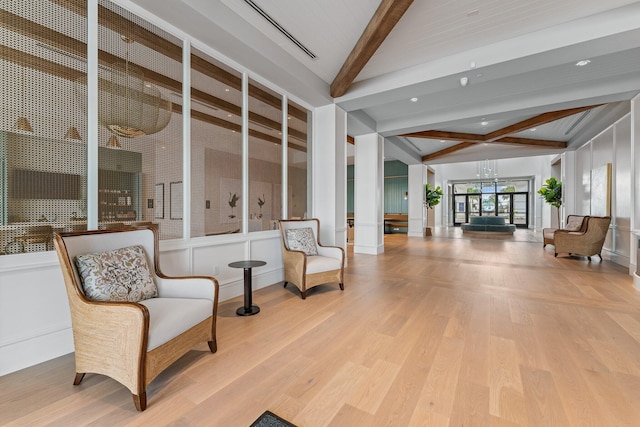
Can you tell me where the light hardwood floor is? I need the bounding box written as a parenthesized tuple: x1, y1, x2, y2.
(3, 230, 640, 426)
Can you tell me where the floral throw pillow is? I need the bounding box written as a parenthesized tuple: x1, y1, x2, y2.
(74, 245, 158, 302)
(285, 227, 318, 256)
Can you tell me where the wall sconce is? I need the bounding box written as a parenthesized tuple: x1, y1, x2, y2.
(404, 191, 408, 200)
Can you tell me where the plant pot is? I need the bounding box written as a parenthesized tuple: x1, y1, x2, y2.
(424, 227, 432, 237)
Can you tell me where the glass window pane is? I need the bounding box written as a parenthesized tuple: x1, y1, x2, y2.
(248, 78, 282, 232)
(1, 0, 88, 255)
(482, 194, 495, 214)
(190, 48, 243, 237)
(481, 182, 495, 193)
(97, 0, 182, 239)
(466, 182, 481, 193)
(498, 180, 527, 192)
(287, 99, 309, 219)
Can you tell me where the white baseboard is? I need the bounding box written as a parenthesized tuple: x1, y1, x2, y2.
(0, 327, 73, 376)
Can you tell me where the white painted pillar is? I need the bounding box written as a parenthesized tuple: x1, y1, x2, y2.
(561, 151, 576, 228)
(354, 133, 384, 254)
(312, 104, 347, 248)
(408, 164, 427, 237)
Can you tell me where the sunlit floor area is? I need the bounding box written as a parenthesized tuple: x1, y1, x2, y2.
(2, 232, 639, 426)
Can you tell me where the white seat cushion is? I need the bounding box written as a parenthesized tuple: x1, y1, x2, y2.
(306, 255, 341, 274)
(140, 298, 212, 350)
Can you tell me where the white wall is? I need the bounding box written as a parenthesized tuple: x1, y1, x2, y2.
(573, 111, 634, 268)
(430, 155, 554, 229)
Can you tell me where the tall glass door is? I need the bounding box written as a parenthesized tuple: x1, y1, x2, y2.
(454, 195, 466, 224)
(513, 193, 528, 226)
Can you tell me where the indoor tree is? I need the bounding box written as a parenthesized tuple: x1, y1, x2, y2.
(537, 177, 562, 227)
(424, 183, 443, 236)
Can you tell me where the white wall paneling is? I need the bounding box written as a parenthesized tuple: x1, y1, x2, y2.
(408, 164, 427, 237)
(0, 254, 73, 376)
(0, 232, 284, 376)
(571, 110, 634, 267)
(312, 104, 347, 248)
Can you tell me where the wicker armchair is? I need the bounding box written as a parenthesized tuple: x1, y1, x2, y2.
(553, 216, 611, 261)
(278, 219, 344, 299)
(54, 226, 218, 411)
(542, 215, 588, 248)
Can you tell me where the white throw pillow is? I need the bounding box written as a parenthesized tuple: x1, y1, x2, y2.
(285, 227, 318, 256)
(75, 245, 158, 302)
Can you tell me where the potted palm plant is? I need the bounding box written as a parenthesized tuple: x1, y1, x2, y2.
(537, 177, 562, 227)
(424, 183, 443, 236)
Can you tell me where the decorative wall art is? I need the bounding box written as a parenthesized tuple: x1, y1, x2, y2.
(590, 163, 611, 216)
(220, 177, 242, 224)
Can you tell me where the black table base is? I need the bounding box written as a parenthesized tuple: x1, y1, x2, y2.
(236, 305, 260, 316)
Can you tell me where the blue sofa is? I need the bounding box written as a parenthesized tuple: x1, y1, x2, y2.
(461, 216, 516, 234)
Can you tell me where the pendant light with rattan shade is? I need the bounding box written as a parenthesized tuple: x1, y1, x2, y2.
(14, 65, 34, 133)
(75, 36, 172, 139)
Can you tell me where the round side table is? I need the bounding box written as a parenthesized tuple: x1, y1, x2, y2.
(228, 260, 266, 316)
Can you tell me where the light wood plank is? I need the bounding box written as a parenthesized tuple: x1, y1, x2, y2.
(4, 231, 640, 426)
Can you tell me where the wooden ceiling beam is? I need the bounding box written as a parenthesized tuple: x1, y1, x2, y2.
(496, 137, 566, 148)
(330, 0, 414, 98)
(484, 105, 602, 141)
(48, 0, 308, 122)
(421, 142, 475, 162)
(401, 130, 486, 143)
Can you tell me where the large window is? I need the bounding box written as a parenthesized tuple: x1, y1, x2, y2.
(247, 78, 283, 232)
(0, 0, 310, 256)
(452, 179, 530, 227)
(0, 0, 88, 255)
(96, 0, 183, 239)
(287, 99, 309, 219)
(190, 48, 243, 237)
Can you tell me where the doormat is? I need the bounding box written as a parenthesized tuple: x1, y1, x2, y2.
(250, 410, 297, 427)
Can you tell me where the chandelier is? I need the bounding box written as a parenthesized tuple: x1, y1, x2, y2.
(76, 36, 172, 139)
(477, 159, 498, 181)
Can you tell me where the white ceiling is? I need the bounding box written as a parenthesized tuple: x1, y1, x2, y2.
(130, 0, 640, 164)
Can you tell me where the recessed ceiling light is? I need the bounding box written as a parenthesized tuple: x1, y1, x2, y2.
(530, 128, 537, 132)
(225, 88, 230, 92)
(575, 59, 591, 67)
(481, 121, 488, 126)
(227, 114, 233, 117)
(440, 140, 445, 143)
(410, 97, 418, 102)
